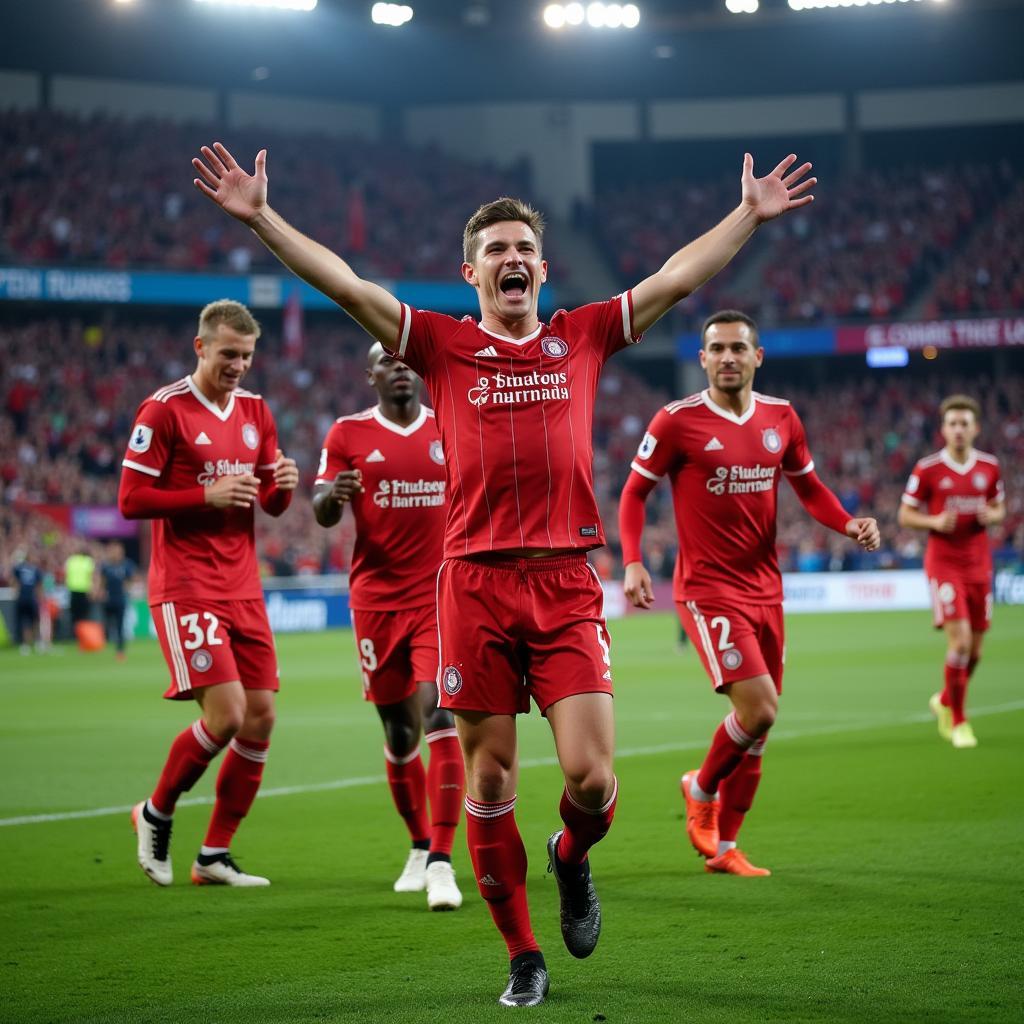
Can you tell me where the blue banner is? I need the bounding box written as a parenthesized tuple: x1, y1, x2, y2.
(0, 266, 560, 316)
(677, 326, 837, 361)
(263, 585, 350, 632)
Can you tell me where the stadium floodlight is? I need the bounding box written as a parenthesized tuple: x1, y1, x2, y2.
(725, 0, 759, 13)
(193, 0, 318, 10)
(542, 3, 639, 30)
(371, 3, 414, 26)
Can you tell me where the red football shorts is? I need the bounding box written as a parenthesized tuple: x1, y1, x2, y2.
(151, 598, 279, 701)
(436, 553, 614, 716)
(677, 599, 785, 694)
(351, 603, 438, 706)
(928, 576, 992, 633)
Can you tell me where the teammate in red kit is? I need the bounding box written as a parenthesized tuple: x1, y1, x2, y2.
(619, 310, 880, 877)
(193, 139, 816, 1005)
(313, 342, 465, 911)
(118, 300, 298, 888)
(898, 395, 1005, 749)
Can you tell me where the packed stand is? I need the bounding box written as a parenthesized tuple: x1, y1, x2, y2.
(0, 109, 537, 280)
(923, 177, 1024, 317)
(593, 162, 1011, 327)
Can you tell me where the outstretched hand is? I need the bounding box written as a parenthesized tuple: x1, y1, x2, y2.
(741, 153, 816, 224)
(193, 143, 268, 224)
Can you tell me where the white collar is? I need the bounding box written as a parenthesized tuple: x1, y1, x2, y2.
(477, 322, 544, 347)
(941, 448, 977, 475)
(701, 389, 757, 425)
(188, 375, 235, 422)
(372, 405, 429, 437)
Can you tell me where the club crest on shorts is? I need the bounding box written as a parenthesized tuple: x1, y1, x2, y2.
(191, 649, 213, 673)
(972, 472, 987, 490)
(721, 649, 743, 671)
(241, 423, 260, 450)
(540, 336, 568, 358)
(762, 428, 782, 454)
(442, 665, 463, 696)
(938, 582, 956, 604)
(429, 440, 445, 465)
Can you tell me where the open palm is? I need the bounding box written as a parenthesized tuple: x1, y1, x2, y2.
(741, 152, 816, 223)
(192, 143, 268, 224)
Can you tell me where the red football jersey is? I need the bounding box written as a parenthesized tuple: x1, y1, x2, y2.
(392, 294, 642, 557)
(901, 448, 1003, 582)
(316, 405, 446, 611)
(121, 376, 279, 603)
(630, 390, 815, 605)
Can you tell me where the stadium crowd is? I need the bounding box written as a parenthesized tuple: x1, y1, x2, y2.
(2, 314, 1021, 593)
(0, 109, 533, 280)
(594, 161, 1015, 326)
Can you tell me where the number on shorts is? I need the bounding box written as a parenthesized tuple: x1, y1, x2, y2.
(179, 611, 223, 650)
(594, 624, 611, 667)
(358, 637, 378, 672)
(710, 616, 735, 652)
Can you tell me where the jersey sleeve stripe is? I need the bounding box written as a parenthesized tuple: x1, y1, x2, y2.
(122, 458, 161, 478)
(783, 460, 815, 477)
(630, 461, 661, 482)
(900, 494, 921, 507)
(620, 290, 642, 344)
(397, 303, 412, 358)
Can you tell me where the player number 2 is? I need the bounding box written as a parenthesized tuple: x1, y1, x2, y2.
(179, 612, 223, 650)
(359, 638, 378, 672)
(710, 616, 735, 652)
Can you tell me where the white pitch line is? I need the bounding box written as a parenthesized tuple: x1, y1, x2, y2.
(2, 700, 1023, 829)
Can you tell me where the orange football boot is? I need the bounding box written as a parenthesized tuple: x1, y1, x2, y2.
(680, 770, 719, 858)
(704, 848, 771, 876)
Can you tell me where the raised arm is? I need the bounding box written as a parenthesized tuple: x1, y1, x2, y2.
(192, 143, 401, 346)
(788, 470, 880, 551)
(630, 153, 816, 336)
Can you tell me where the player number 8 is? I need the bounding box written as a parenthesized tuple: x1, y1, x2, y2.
(359, 637, 378, 672)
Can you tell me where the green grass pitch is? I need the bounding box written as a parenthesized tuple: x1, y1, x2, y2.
(2, 607, 1022, 1024)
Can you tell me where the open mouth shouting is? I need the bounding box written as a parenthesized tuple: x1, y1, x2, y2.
(500, 271, 529, 301)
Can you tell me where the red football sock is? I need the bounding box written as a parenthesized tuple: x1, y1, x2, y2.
(385, 746, 430, 844)
(718, 739, 765, 843)
(557, 777, 618, 866)
(945, 653, 970, 727)
(150, 720, 226, 816)
(204, 737, 269, 849)
(465, 796, 539, 959)
(425, 728, 464, 858)
(697, 712, 756, 795)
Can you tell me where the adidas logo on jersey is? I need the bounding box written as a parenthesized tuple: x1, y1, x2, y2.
(704, 437, 724, 452)
(366, 449, 386, 463)
(474, 346, 499, 358)
(939, 478, 954, 489)
(194, 431, 212, 446)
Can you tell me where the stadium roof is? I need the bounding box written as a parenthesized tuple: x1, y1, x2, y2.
(4, 0, 1023, 105)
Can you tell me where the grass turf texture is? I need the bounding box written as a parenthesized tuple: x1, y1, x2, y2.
(1, 608, 1022, 1024)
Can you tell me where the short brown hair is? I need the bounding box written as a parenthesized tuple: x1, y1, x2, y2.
(198, 299, 261, 342)
(939, 394, 980, 422)
(701, 309, 759, 347)
(463, 197, 545, 264)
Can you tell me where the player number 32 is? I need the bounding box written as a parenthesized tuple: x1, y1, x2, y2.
(179, 611, 224, 650)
